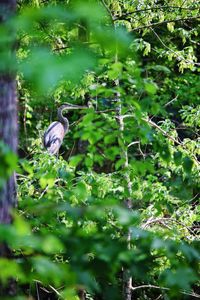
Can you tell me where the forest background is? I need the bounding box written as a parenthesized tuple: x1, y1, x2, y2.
(0, 0, 199, 299)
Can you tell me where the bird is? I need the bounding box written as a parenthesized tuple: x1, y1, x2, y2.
(43, 103, 88, 155)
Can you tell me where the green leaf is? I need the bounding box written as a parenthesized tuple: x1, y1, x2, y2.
(69, 155, 84, 167)
(183, 156, 193, 173)
(13, 214, 31, 236)
(0, 259, 25, 283)
(174, 151, 182, 166)
(144, 81, 158, 95)
(42, 235, 64, 254)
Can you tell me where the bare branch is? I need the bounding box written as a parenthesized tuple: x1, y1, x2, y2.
(131, 285, 200, 298)
(142, 117, 182, 145)
(131, 284, 168, 291)
(127, 141, 140, 148)
(164, 96, 178, 107)
(100, 0, 114, 22)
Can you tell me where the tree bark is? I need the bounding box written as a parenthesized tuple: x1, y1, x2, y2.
(0, 0, 17, 224)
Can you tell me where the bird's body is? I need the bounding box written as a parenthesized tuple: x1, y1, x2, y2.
(43, 121, 67, 155)
(43, 103, 87, 155)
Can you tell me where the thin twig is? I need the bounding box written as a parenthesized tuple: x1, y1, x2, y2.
(127, 141, 140, 148)
(131, 284, 168, 291)
(35, 281, 40, 300)
(165, 96, 178, 107)
(138, 142, 146, 159)
(101, 0, 114, 22)
(34, 280, 64, 298)
(49, 284, 62, 297)
(39, 179, 65, 199)
(181, 193, 200, 205)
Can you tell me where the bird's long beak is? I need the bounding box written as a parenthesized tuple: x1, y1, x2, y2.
(61, 103, 88, 110)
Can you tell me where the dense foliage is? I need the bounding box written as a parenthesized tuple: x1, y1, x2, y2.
(0, 0, 199, 299)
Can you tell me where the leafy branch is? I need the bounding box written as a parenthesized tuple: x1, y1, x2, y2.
(115, 5, 199, 20)
(150, 27, 200, 66)
(132, 15, 200, 31)
(119, 114, 199, 165)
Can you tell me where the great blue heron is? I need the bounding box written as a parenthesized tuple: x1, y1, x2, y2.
(44, 103, 88, 155)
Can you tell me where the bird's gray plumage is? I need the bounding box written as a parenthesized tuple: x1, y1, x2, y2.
(43, 121, 66, 155)
(43, 103, 87, 155)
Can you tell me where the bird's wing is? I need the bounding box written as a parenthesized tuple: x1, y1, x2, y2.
(43, 121, 59, 148)
(47, 137, 62, 155)
(44, 122, 66, 155)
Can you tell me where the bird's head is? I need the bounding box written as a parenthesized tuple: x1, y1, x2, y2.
(57, 103, 88, 125)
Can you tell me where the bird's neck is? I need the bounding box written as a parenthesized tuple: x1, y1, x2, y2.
(57, 108, 69, 132)
(63, 119, 69, 132)
(57, 103, 87, 132)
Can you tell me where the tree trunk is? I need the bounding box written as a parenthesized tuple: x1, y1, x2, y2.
(0, 0, 17, 224)
(117, 103, 133, 300)
(115, 87, 133, 300)
(115, 55, 133, 299)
